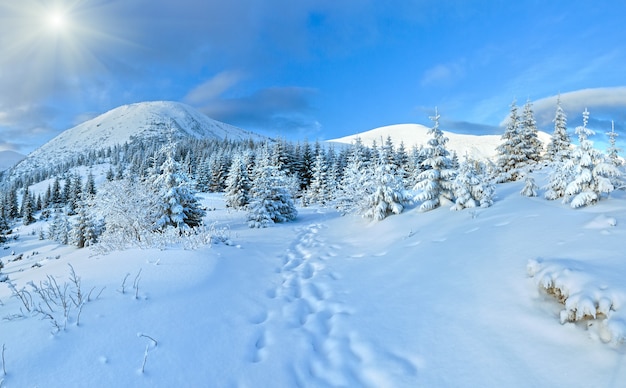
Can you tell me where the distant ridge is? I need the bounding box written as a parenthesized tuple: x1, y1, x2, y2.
(10, 101, 266, 176)
(329, 123, 552, 160)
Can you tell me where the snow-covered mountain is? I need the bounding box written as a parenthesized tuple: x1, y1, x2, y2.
(0, 150, 25, 171)
(9, 101, 265, 177)
(329, 123, 552, 160)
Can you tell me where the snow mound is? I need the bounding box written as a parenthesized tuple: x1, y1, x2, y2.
(528, 258, 626, 346)
(584, 214, 617, 229)
(328, 123, 552, 161)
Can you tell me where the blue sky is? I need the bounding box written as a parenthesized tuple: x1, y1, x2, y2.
(1, 0, 626, 154)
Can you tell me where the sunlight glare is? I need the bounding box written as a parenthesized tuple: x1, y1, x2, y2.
(47, 11, 66, 31)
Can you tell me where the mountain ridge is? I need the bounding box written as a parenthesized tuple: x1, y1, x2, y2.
(329, 123, 552, 160)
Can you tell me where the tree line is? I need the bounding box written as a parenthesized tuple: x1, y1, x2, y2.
(0, 97, 622, 248)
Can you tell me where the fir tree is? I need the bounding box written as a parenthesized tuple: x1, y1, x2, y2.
(224, 152, 252, 209)
(451, 157, 495, 210)
(545, 95, 571, 163)
(606, 120, 622, 166)
(520, 176, 538, 197)
(336, 138, 372, 214)
(153, 145, 206, 229)
(495, 99, 541, 182)
(21, 187, 35, 225)
(361, 145, 411, 220)
(413, 108, 457, 211)
(520, 99, 543, 164)
(563, 109, 621, 208)
(247, 151, 297, 228)
(306, 152, 331, 206)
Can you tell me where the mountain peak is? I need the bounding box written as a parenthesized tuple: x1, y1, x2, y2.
(10, 101, 264, 177)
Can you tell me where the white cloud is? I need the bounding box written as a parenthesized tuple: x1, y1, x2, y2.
(421, 62, 465, 87)
(184, 70, 247, 105)
(532, 87, 626, 129)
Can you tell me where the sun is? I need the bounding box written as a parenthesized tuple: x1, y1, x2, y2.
(47, 10, 67, 31)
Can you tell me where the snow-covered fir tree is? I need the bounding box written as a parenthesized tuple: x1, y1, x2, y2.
(413, 108, 457, 211)
(520, 176, 538, 197)
(563, 109, 621, 208)
(520, 99, 544, 164)
(71, 193, 100, 248)
(152, 145, 206, 229)
(361, 140, 411, 220)
(544, 160, 573, 200)
(336, 138, 372, 214)
(451, 157, 494, 210)
(606, 120, 622, 166)
(224, 151, 252, 209)
(20, 186, 36, 225)
(306, 152, 332, 206)
(495, 99, 540, 182)
(247, 147, 297, 228)
(545, 95, 571, 163)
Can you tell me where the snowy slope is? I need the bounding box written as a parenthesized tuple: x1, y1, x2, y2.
(9, 101, 265, 176)
(329, 123, 552, 160)
(1, 176, 626, 387)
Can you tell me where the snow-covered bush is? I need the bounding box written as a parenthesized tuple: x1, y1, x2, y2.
(528, 258, 626, 346)
(520, 176, 538, 197)
(95, 178, 162, 249)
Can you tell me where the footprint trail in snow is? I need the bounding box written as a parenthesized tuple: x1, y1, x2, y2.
(248, 223, 418, 386)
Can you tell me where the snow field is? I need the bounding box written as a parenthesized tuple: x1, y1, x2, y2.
(1, 181, 626, 386)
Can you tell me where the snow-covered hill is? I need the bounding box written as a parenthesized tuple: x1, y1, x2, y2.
(329, 123, 552, 160)
(0, 150, 25, 171)
(9, 101, 265, 177)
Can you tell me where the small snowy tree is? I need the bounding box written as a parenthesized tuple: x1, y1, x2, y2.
(606, 120, 622, 166)
(361, 145, 411, 220)
(152, 145, 205, 230)
(96, 178, 162, 247)
(545, 95, 571, 163)
(495, 99, 541, 182)
(563, 109, 621, 208)
(451, 157, 495, 210)
(413, 108, 457, 211)
(306, 152, 332, 206)
(520, 176, 538, 197)
(224, 152, 252, 209)
(247, 165, 297, 228)
(544, 161, 573, 200)
(336, 138, 372, 214)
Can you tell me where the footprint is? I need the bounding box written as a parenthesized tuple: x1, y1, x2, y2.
(250, 330, 268, 363)
(250, 310, 269, 325)
(266, 288, 277, 299)
(283, 298, 314, 327)
(305, 282, 327, 301)
(301, 262, 315, 279)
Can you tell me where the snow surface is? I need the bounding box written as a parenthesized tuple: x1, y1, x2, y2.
(329, 123, 552, 161)
(1, 170, 626, 387)
(9, 101, 265, 177)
